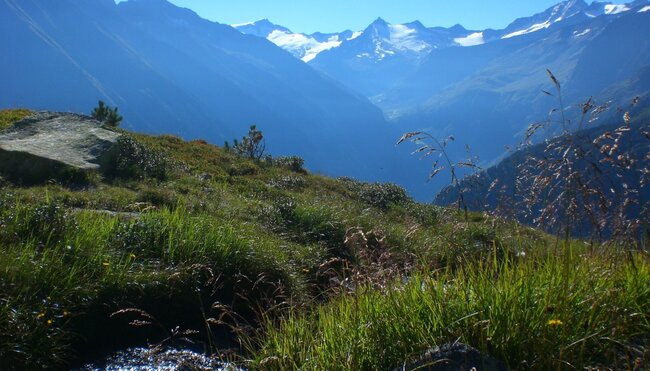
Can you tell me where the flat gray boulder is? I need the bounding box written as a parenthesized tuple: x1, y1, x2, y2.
(0, 111, 121, 182)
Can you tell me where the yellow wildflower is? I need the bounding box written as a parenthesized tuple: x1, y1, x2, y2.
(102, 262, 110, 267)
(36, 313, 45, 319)
(547, 319, 563, 326)
(46, 319, 53, 326)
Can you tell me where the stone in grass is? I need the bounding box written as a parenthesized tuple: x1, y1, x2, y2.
(394, 343, 510, 371)
(0, 111, 121, 183)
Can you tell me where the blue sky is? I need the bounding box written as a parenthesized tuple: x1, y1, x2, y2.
(133, 0, 628, 33)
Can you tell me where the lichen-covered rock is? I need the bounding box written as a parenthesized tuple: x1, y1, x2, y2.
(394, 343, 510, 371)
(0, 111, 121, 183)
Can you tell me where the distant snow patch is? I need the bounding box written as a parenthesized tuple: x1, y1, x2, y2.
(387, 24, 430, 52)
(639, 5, 650, 12)
(454, 32, 485, 47)
(502, 21, 551, 39)
(231, 20, 257, 27)
(348, 31, 363, 40)
(302, 37, 342, 62)
(572, 28, 591, 38)
(267, 30, 342, 62)
(604, 4, 630, 14)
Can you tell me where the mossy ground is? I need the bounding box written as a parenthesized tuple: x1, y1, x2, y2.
(0, 109, 648, 370)
(0, 109, 31, 130)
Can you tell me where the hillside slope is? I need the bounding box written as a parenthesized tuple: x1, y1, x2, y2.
(0, 109, 648, 370)
(0, 0, 399, 183)
(434, 102, 650, 236)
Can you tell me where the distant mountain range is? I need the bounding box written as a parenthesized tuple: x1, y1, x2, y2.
(236, 0, 650, 199)
(2, 0, 649, 201)
(235, 0, 650, 98)
(384, 0, 650, 172)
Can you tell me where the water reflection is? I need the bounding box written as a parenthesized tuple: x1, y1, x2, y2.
(81, 347, 241, 371)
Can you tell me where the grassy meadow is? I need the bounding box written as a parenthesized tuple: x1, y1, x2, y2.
(0, 109, 648, 370)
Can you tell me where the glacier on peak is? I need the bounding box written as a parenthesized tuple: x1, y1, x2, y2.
(454, 32, 485, 47)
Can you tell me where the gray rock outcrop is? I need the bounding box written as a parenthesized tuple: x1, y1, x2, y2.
(0, 111, 121, 182)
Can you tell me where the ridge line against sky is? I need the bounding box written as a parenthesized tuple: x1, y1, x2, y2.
(116, 0, 630, 34)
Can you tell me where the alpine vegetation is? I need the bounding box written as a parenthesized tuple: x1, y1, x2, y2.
(1, 0, 649, 369)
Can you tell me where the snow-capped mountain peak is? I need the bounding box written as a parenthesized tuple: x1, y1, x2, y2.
(498, 0, 646, 40)
(501, 0, 588, 39)
(352, 18, 469, 61)
(232, 19, 290, 38)
(234, 0, 648, 61)
(233, 20, 351, 62)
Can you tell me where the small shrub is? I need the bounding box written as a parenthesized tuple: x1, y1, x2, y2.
(111, 216, 170, 259)
(228, 162, 258, 176)
(339, 178, 411, 210)
(91, 100, 122, 127)
(273, 156, 306, 173)
(226, 125, 266, 160)
(261, 198, 346, 255)
(268, 176, 306, 191)
(406, 203, 441, 227)
(136, 188, 177, 209)
(104, 136, 167, 180)
(260, 196, 297, 230)
(0, 201, 70, 246)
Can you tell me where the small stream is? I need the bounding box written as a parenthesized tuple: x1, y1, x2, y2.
(80, 347, 242, 371)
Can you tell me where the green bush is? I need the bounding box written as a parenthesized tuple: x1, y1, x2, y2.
(339, 178, 411, 210)
(0, 201, 70, 246)
(273, 156, 306, 173)
(227, 161, 258, 176)
(91, 100, 122, 127)
(406, 203, 441, 227)
(111, 216, 171, 259)
(104, 136, 167, 180)
(261, 198, 346, 255)
(268, 175, 306, 191)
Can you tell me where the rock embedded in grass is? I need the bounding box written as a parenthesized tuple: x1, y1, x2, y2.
(394, 343, 510, 371)
(0, 111, 121, 183)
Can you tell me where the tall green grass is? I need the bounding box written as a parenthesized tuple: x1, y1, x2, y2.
(252, 249, 650, 370)
(2, 125, 647, 370)
(0, 199, 317, 368)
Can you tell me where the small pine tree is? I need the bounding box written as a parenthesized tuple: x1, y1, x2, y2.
(91, 100, 123, 127)
(229, 125, 265, 160)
